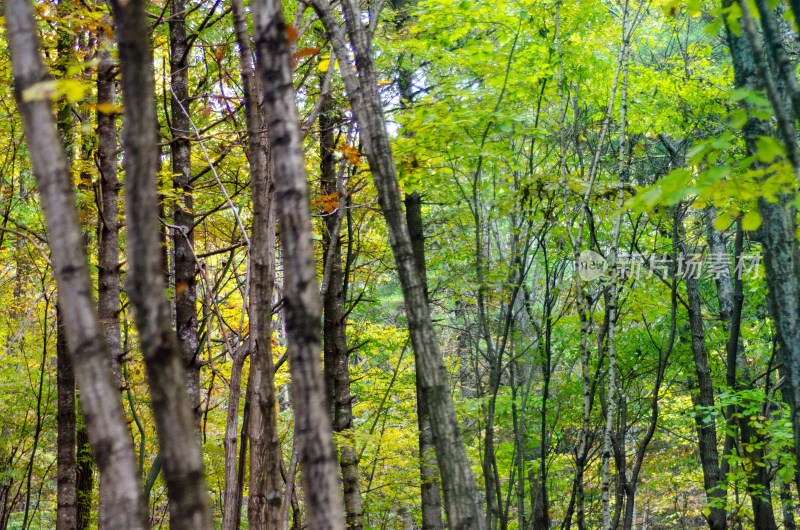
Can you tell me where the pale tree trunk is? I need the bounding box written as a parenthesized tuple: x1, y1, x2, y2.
(108, 0, 213, 526)
(251, 0, 346, 526)
(221, 348, 246, 530)
(170, 0, 201, 426)
(320, 90, 364, 530)
(229, 0, 285, 525)
(602, 5, 631, 527)
(4, 0, 147, 527)
(311, 1, 484, 526)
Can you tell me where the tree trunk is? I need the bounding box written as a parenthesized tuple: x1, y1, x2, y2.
(321, 91, 364, 529)
(229, 0, 285, 525)
(54, 21, 78, 530)
(169, 0, 201, 427)
(251, 0, 346, 526)
(75, 424, 92, 530)
(404, 191, 444, 530)
(221, 350, 246, 530)
(678, 215, 727, 530)
(95, 28, 122, 529)
(724, 0, 800, 476)
(56, 309, 77, 530)
(108, 0, 213, 525)
(4, 0, 147, 526)
(312, 1, 485, 526)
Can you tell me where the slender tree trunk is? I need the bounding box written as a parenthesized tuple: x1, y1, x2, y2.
(392, 0, 445, 521)
(221, 350, 246, 530)
(229, 0, 285, 524)
(56, 309, 77, 530)
(312, 2, 485, 526)
(404, 191, 444, 530)
(251, 0, 346, 525)
(170, 0, 201, 426)
(780, 479, 796, 530)
(109, 0, 213, 525)
(677, 214, 727, 530)
(4, 0, 147, 527)
(54, 21, 78, 529)
(75, 424, 92, 530)
(320, 91, 364, 529)
(96, 29, 122, 529)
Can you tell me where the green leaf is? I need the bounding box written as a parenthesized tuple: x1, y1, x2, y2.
(714, 212, 732, 231)
(742, 211, 762, 231)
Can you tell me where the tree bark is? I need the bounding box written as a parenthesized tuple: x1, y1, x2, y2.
(221, 349, 246, 530)
(108, 0, 213, 525)
(56, 308, 77, 530)
(228, 0, 285, 525)
(311, 1, 485, 526)
(723, 0, 800, 500)
(75, 424, 93, 530)
(251, 0, 346, 526)
(405, 191, 444, 530)
(54, 20, 78, 530)
(170, 0, 201, 426)
(95, 31, 121, 528)
(321, 91, 364, 530)
(4, 0, 147, 527)
(677, 214, 727, 530)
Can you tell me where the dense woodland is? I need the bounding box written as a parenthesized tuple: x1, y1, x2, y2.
(6, 0, 800, 528)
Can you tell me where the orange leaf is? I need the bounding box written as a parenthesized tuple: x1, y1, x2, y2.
(286, 25, 298, 45)
(293, 47, 320, 60)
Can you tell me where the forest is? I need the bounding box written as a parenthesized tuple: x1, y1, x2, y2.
(4, 0, 800, 528)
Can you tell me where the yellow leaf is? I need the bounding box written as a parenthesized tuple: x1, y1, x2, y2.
(96, 102, 123, 115)
(22, 80, 59, 102)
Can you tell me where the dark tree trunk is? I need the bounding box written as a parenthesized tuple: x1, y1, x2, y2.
(312, 1, 485, 526)
(75, 424, 92, 530)
(678, 216, 727, 530)
(169, 0, 201, 426)
(4, 0, 147, 527)
(321, 91, 364, 530)
(395, 7, 443, 519)
(722, 4, 800, 521)
(707, 209, 778, 530)
(404, 191, 444, 530)
(251, 0, 346, 526)
(56, 309, 77, 530)
(95, 29, 122, 529)
(723, 0, 800, 477)
(54, 21, 78, 530)
(108, 0, 213, 525)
